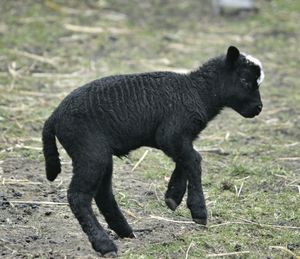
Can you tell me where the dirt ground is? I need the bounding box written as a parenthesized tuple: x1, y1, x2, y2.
(0, 0, 299, 258)
(1, 157, 198, 258)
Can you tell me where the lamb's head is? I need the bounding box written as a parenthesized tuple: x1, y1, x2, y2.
(223, 46, 264, 118)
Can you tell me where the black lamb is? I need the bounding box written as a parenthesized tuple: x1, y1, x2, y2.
(42, 46, 264, 257)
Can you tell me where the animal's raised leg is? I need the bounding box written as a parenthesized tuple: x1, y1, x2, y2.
(67, 151, 118, 257)
(161, 137, 207, 224)
(94, 159, 134, 239)
(165, 164, 187, 211)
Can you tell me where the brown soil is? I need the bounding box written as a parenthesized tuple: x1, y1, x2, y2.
(0, 158, 197, 258)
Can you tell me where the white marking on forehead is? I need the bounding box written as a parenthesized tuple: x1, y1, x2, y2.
(241, 52, 265, 85)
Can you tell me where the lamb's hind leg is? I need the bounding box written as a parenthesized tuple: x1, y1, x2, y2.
(67, 152, 117, 257)
(94, 159, 134, 239)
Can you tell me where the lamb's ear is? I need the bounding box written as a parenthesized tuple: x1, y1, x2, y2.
(226, 46, 240, 67)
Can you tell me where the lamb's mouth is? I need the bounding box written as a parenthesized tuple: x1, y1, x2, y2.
(239, 109, 261, 118)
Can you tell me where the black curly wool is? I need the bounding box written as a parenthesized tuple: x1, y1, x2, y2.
(42, 46, 263, 256)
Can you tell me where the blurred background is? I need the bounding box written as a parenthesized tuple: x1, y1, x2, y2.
(0, 0, 299, 258)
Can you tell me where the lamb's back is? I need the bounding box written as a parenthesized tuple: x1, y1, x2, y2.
(55, 71, 190, 154)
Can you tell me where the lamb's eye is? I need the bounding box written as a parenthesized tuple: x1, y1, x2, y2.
(240, 78, 250, 88)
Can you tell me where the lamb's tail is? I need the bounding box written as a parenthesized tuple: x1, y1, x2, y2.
(42, 114, 61, 181)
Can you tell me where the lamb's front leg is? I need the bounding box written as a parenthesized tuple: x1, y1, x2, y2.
(168, 149, 207, 224)
(185, 151, 207, 225)
(156, 120, 207, 224)
(165, 164, 188, 211)
(164, 144, 207, 224)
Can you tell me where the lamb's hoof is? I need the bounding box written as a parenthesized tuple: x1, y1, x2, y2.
(165, 198, 178, 211)
(92, 239, 117, 257)
(103, 251, 117, 258)
(193, 218, 207, 225)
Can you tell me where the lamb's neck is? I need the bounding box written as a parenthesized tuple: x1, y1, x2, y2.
(189, 63, 225, 121)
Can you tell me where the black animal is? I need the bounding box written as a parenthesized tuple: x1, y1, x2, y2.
(42, 46, 264, 257)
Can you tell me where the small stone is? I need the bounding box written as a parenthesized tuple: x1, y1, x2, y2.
(45, 211, 52, 216)
(220, 181, 233, 191)
(234, 243, 242, 251)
